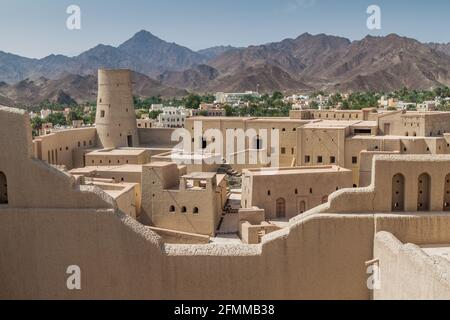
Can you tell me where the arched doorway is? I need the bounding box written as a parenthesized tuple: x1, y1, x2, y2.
(392, 174, 405, 212)
(417, 173, 431, 211)
(0, 172, 7, 204)
(276, 198, 286, 219)
(444, 174, 450, 211)
(298, 200, 306, 214)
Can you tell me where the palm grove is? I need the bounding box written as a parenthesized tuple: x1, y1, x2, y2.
(29, 87, 450, 136)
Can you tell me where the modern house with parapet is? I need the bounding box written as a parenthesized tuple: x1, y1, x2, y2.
(0, 69, 449, 299)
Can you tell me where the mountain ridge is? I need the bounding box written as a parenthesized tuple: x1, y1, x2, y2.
(0, 71, 188, 107)
(1, 30, 450, 105)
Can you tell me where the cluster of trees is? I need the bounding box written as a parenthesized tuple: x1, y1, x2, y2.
(135, 108, 163, 120)
(310, 91, 380, 110)
(322, 87, 450, 110)
(30, 104, 96, 136)
(133, 94, 215, 110)
(133, 96, 163, 109)
(27, 86, 450, 137)
(30, 114, 67, 136)
(176, 93, 215, 109)
(388, 87, 450, 104)
(387, 87, 450, 111)
(323, 92, 380, 110)
(224, 91, 292, 117)
(343, 92, 380, 110)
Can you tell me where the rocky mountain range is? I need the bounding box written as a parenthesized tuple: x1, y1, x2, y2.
(1, 30, 450, 106)
(427, 42, 450, 56)
(0, 72, 187, 107)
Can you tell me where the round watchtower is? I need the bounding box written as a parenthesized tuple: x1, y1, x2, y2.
(95, 69, 139, 149)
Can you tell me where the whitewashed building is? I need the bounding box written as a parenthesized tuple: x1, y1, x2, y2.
(157, 107, 188, 128)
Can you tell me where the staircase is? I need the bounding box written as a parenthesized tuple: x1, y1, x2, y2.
(218, 164, 242, 177)
(257, 229, 267, 243)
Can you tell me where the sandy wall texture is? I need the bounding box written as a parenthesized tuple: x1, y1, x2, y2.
(374, 232, 450, 300)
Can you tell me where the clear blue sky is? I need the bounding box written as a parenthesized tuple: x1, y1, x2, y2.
(0, 0, 449, 58)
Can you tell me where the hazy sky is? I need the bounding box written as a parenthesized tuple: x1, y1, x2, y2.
(0, 0, 449, 58)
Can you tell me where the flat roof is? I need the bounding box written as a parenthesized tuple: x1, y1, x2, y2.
(138, 145, 175, 150)
(87, 148, 147, 156)
(245, 165, 350, 176)
(188, 116, 254, 121)
(303, 120, 362, 129)
(402, 111, 450, 117)
(349, 135, 444, 140)
(34, 126, 95, 139)
(188, 116, 309, 123)
(250, 118, 308, 123)
(352, 121, 378, 127)
(70, 164, 143, 174)
(312, 110, 364, 113)
(104, 190, 125, 198)
(153, 152, 222, 161)
(373, 154, 450, 163)
(183, 172, 217, 179)
(85, 181, 137, 199)
(146, 161, 177, 168)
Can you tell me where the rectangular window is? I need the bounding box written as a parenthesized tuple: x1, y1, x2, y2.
(305, 155, 311, 163)
(281, 148, 286, 155)
(330, 156, 336, 164)
(354, 128, 372, 135)
(100, 110, 105, 118)
(352, 156, 358, 164)
(256, 138, 263, 150)
(317, 156, 323, 163)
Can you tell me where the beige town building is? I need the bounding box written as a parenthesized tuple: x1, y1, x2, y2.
(186, 108, 450, 188)
(241, 166, 353, 219)
(141, 162, 228, 236)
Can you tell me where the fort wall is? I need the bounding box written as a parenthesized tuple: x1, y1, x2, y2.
(373, 231, 450, 300)
(2, 107, 450, 300)
(33, 127, 96, 169)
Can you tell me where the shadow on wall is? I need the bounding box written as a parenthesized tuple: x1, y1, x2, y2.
(138, 127, 177, 147)
(0, 171, 7, 204)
